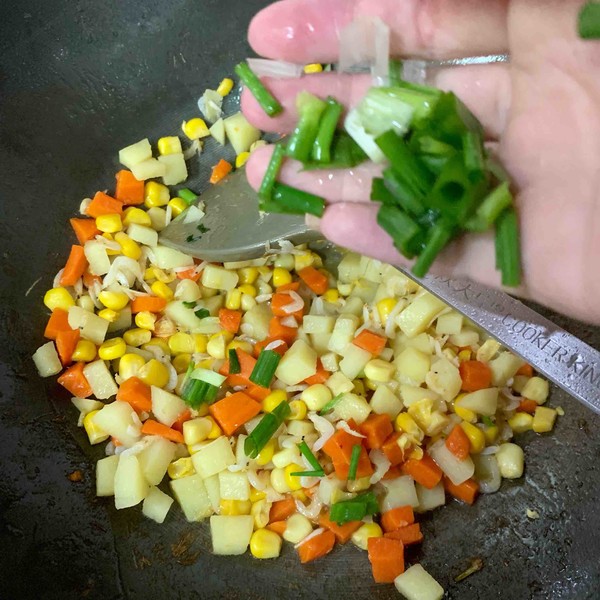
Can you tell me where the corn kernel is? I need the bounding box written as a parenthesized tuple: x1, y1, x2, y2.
(97, 308, 119, 322)
(206, 331, 233, 359)
(83, 410, 109, 445)
(250, 488, 267, 503)
(113, 232, 142, 260)
(235, 151, 250, 168)
(157, 136, 182, 156)
(323, 288, 339, 303)
(220, 499, 251, 516)
(250, 528, 282, 559)
(95, 214, 122, 233)
(153, 268, 176, 284)
(508, 412, 534, 434)
(460, 421, 486, 453)
(167, 332, 194, 355)
(303, 63, 323, 73)
(98, 290, 129, 311)
(192, 333, 208, 353)
(123, 328, 152, 347)
(225, 288, 242, 310)
(72, 340, 97, 362)
(216, 77, 234, 97)
(262, 390, 288, 413)
(458, 349, 472, 362)
(270, 467, 291, 494)
(144, 181, 170, 208)
(167, 457, 195, 479)
(123, 207, 151, 227)
(272, 267, 292, 288)
(282, 513, 313, 544)
(395, 413, 425, 442)
(301, 384, 332, 412)
(118, 353, 146, 380)
(364, 359, 395, 383)
(284, 464, 303, 491)
(143, 338, 171, 355)
(352, 379, 366, 396)
(483, 425, 499, 444)
(238, 267, 259, 285)
(351, 523, 383, 551)
(197, 358, 214, 370)
(532, 406, 557, 433)
(181, 117, 210, 140)
(294, 251, 314, 272)
(256, 438, 277, 466)
(44, 287, 75, 311)
(137, 358, 169, 387)
(172, 353, 191, 373)
(206, 416, 222, 439)
(292, 490, 308, 503)
(288, 400, 307, 421)
(347, 476, 371, 493)
(168, 197, 188, 216)
(143, 267, 157, 282)
(377, 298, 397, 323)
(98, 337, 126, 360)
(251, 498, 272, 531)
(237, 284, 257, 298)
(150, 280, 174, 301)
(453, 401, 477, 424)
(496, 443, 524, 479)
(226, 339, 253, 355)
(135, 311, 156, 331)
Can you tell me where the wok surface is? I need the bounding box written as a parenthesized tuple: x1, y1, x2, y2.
(1, 1, 600, 598)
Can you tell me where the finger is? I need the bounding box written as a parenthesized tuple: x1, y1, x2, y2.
(246, 144, 381, 203)
(241, 66, 511, 138)
(249, 0, 508, 63)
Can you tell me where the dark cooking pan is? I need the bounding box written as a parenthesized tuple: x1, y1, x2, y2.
(1, 1, 600, 598)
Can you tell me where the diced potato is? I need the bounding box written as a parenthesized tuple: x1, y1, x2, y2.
(96, 455, 119, 497)
(370, 385, 403, 419)
(142, 486, 174, 524)
(114, 455, 149, 509)
(209, 118, 226, 145)
(415, 482, 446, 513)
(394, 332, 434, 356)
(84, 240, 111, 276)
(325, 371, 354, 396)
(170, 474, 213, 521)
(395, 347, 431, 385)
(349, 278, 379, 303)
(223, 112, 261, 154)
(158, 153, 187, 185)
(91, 400, 141, 446)
(108, 305, 132, 333)
(320, 352, 339, 373)
(512, 375, 529, 394)
(183, 418, 212, 446)
(521, 377, 549, 404)
(275, 339, 317, 385)
(310, 333, 332, 356)
(127, 223, 158, 247)
(32, 342, 62, 377)
(333, 393, 371, 424)
(218, 471, 250, 501)
(147, 207, 168, 231)
(302, 315, 336, 335)
(83, 360, 118, 400)
(164, 300, 211, 332)
(317, 475, 345, 504)
(399, 385, 440, 408)
(138, 436, 176, 485)
(241, 303, 271, 341)
(191, 436, 235, 479)
(394, 564, 444, 600)
(448, 328, 480, 348)
(425, 357, 462, 402)
(342, 296, 364, 316)
(337, 252, 364, 283)
(151, 386, 187, 427)
(396, 292, 446, 338)
(210, 515, 254, 555)
(495, 443, 524, 479)
(202, 264, 239, 291)
(361, 257, 384, 284)
(407, 399, 449, 437)
(339, 343, 371, 380)
(175, 279, 202, 302)
(532, 406, 557, 433)
(72, 397, 105, 422)
(203, 474, 221, 512)
(380, 476, 419, 511)
(327, 314, 360, 354)
(118, 138, 152, 169)
(151, 245, 194, 270)
(455, 388, 498, 416)
(68, 306, 109, 345)
(476, 339, 501, 363)
(287, 420, 315, 437)
(130, 158, 166, 181)
(489, 352, 525, 387)
(428, 439, 474, 486)
(435, 311, 463, 335)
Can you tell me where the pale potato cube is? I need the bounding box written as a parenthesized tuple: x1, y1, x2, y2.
(142, 486, 174, 524)
(202, 264, 239, 291)
(327, 314, 360, 354)
(218, 471, 250, 501)
(114, 455, 149, 509)
(394, 564, 444, 600)
(455, 388, 498, 416)
(489, 352, 525, 387)
(170, 474, 213, 521)
(151, 245, 194, 270)
(223, 112, 261, 154)
(119, 138, 152, 169)
(183, 418, 213, 446)
(32, 342, 62, 377)
(127, 223, 158, 247)
(210, 515, 254, 555)
(151, 386, 187, 427)
(209, 118, 226, 145)
(415, 482, 446, 513)
(138, 436, 176, 485)
(521, 377, 549, 404)
(91, 400, 141, 446)
(203, 474, 221, 513)
(302, 315, 336, 335)
(425, 357, 462, 402)
(275, 339, 317, 385)
(396, 293, 446, 338)
(370, 385, 403, 419)
(435, 311, 463, 335)
(242, 303, 271, 341)
(325, 371, 354, 396)
(68, 306, 109, 345)
(333, 393, 371, 424)
(83, 359, 118, 400)
(191, 436, 235, 479)
(449, 328, 480, 348)
(96, 455, 119, 497)
(130, 158, 166, 180)
(339, 343, 371, 380)
(399, 385, 441, 408)
(395, 347, 431, 385)
(158, 153, 187, 185)
(380, 476, 419, 511)
(84, 240, 111, 276)
(337, 252, 364, 283)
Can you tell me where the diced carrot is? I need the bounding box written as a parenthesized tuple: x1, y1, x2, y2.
(219, 308, 242, 334)
(269, 497, 296, 522)
(83, 270, 102, 288)
(444, 476, 479, 505)
(141, 419, 184, 444)
(268, 316, 297, 344)
(518, 398, 538, 414)
(176, 267, 201, 282)
(253, 338, 288, 358)
(459, 360, 492, 392)
(381, 506, 415, 533)
(44, 309, 71, 340)
(276, 281, 300, 292)
(57, 362, 92, 398)
(318, 513, 361, 544)
(219, 349, 257, 387)
(381, 432, 405, 466)
(359, 414, 393, 450)
(56, 329, 80, 366)
(60, 245, 88, 287)
(271, 292, 304, 319)
(86, 191, 123, 218)
(114, 169, 144, 205)
(516, 363, 534, 377)
(383, 523, 423, 545)
(70, 218, 100, 245)
(322, 429, 373, 480)
(111, 437, 123, 447)
(171, 409, 192, 432)
(209, 159, 233, 184)
(352, 329, 386, 357)
(266, 521, 288, 535)
(297, 266, 328, 295)
(116, 376, 152, 413)
(246, 384, 271, 402)
(209, 391, 262, 436)
(130, 295, 167, 314)
(445, 424, 471, 460)
(367, 537, 405, 583)
(304, 359, 330, 385)
(382, 466, 402, 481)
(297, 529, 336, 564)
(401, 454, 442, 489)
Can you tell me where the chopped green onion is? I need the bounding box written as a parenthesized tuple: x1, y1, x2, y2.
(465, 182, 513, 232)
(261, 183, 325, 217)
(318, 393, 344, 415)
(495, 207, 522, 287)
(482, 416, 495, 427)
(424, 92, 483, 147)
(376, 204, 424, 259)
(370, 177, 397, 205)
(178, 188, 198, 204)
(195, 308, 210, 320)
(190, 367, 227, 387)
(298, 441, 322, 472)
(228, 348, 241, 375)
(382, 167, 427, 218)
(303, 131, 367, 170)
(329, 491, 379, 525)
(181, 378, 219, 408)
(311, 97, 343, 164)
(286, 92, 328, 162)
(462, 131, 486, 179)
(244, 401, 291, 458)
(388, 59, 403, 86)
(289, 470, 325, 477)
(411, 223, 454, 278)
(579, 2, 600, 39)
(347, 444, 361, 481)
(182, 301, 197, 309)
(234, 61, 283, 117)
(249, 349, 281, 387)
(258, 144, 285, 201)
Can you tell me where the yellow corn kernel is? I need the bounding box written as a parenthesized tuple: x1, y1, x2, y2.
(395, 412, 425, 442)
(97, 308, 119, 322)
(225, 288, 242, 310)
(284, 464, 303, 491)
(323, 288, 339, 303)
(508, 412, 534, 434)
(123, 328, 152, 347)
(95, 214, 122, 233)
(157, 136, 182, 155)
(251, 498, 272, 530)
(351, 523, 383, 551)
(168, 197, 188, 216)
(235, 151, 250, 168)
(364, 359, 395, 383)
(144, 181, 170, 208)
(167, 457, 195, 480)
(377, 298, 397, 323)
(206, 416, 222, 439)
(484, 425, 499, 444)
(220, 499, 252, 516)
(172, 353, 192, 374)
(137, 358, 170, 388)
(206, 331, 233, 359)
(303, 63, 323, 73)
(72, 340, 97, 362)
(237, 284, 257, 298)
(98, 337, 126, 360)
(143, 267, 157, 282)
(83, 410, 109, 445)
(135, 311, 157, 331)
(262, 389, 287, 413)
(226, 339, 253, 355)
(292, 490, 308, 503)
(458, 349, 472, 362)
(168, 332, 194, 355)
(192, 333, 208, 353)
(301, 384, 332, 412)
(250, 528, 282, 559)
(181, 117, 210, 140)
(150, 280, 174, 301)
(98, 290, 129, 311)
(44, 287, 75, 311)
(408, 446, 424, 461)
(153, 268, 176, 284)
(255, 438, 277, 466)
(118, 353, 146, 380)
(532, 406, 557, 433)
(143, 338, 171, 355)
(294, 251, 314, 272)
(113, 232, 141, 260)
(250, 488, 267, 503)
(272, 267, 292, 288)
(197, 358, 214, 370)
(250, 139, 268, 153)
(238, 267, 259, 285)
(352, 379, 366, 396)
(460, 421, 486, 453)
(288, 400, 307, 421)
(122, 207, 151, 227)
(454, 402, 477, 424)
(216, 77, 234, 97)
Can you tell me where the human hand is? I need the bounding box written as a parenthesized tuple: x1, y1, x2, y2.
(241, 0, 600, 324)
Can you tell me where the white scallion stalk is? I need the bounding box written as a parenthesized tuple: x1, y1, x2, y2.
(369, 449, 391, 484)
(473, 454, 501, 494)
(247, 58, 303, 79)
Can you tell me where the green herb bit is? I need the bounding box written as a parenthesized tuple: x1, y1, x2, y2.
(289, 470, 325, 477)
(182, 301, 197, 309)
(347, 444, 362, 481)
(318, 393, 344, 415)
(579, 2, 600, 39)
(194, 308, 210, 320)
(311, 97, 343, 164)
(376, 204, 424, 259)
(179, 188, 198, 204)
(261, 182, 325, 218)
(495, 206, 522, 287)
(234, 61, 283, 117)
(249, 349, 281, 388)
(298, 441, 322, 472)
(258, 144, 285, 201)
(286, 92, 327, 163)
(411, 223, 455, 278)
(244, 401, 291, 458)
(228, 348, 241, 375)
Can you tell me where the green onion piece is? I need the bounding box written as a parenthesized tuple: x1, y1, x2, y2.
(382, 167, 427, 217)
(389, 80, 444, 128)
(303, 131, 368, 170)
(495, 207, 522, 287)
(370, 177, 397, 205)
(178, 188, 198, 204)
(465, 182, 513, 232)
(487, 156, 510, 183)
(181, 378, 219, 408)
(289, 470, 325, 477)
(347, 444, 361, 481)
(388, 59, 403, 86)
(329, 491, 379, 525)
(462, 131, 486, 179)
(376, 204, 424, 259)
(182, 301, 197, 309)
(311, 97, 343, 164)
(249, 349, 281, 387)
(244, 401, 291, 458)
(318, 393, 345, 415)
(298, 441, 322, 471)
(482, 416, 495, 427)
(286, 92, 328, 162)
(261, 183, 325, 217)
(579, 1, 600, 39)
(195, 308, 210, 320)
(258, 144, 285, 201)
(190, 367, 227, 387)
(228, 348, 241, 374)
(234, 61, 283, 117)
(411, 223, 455, 278)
